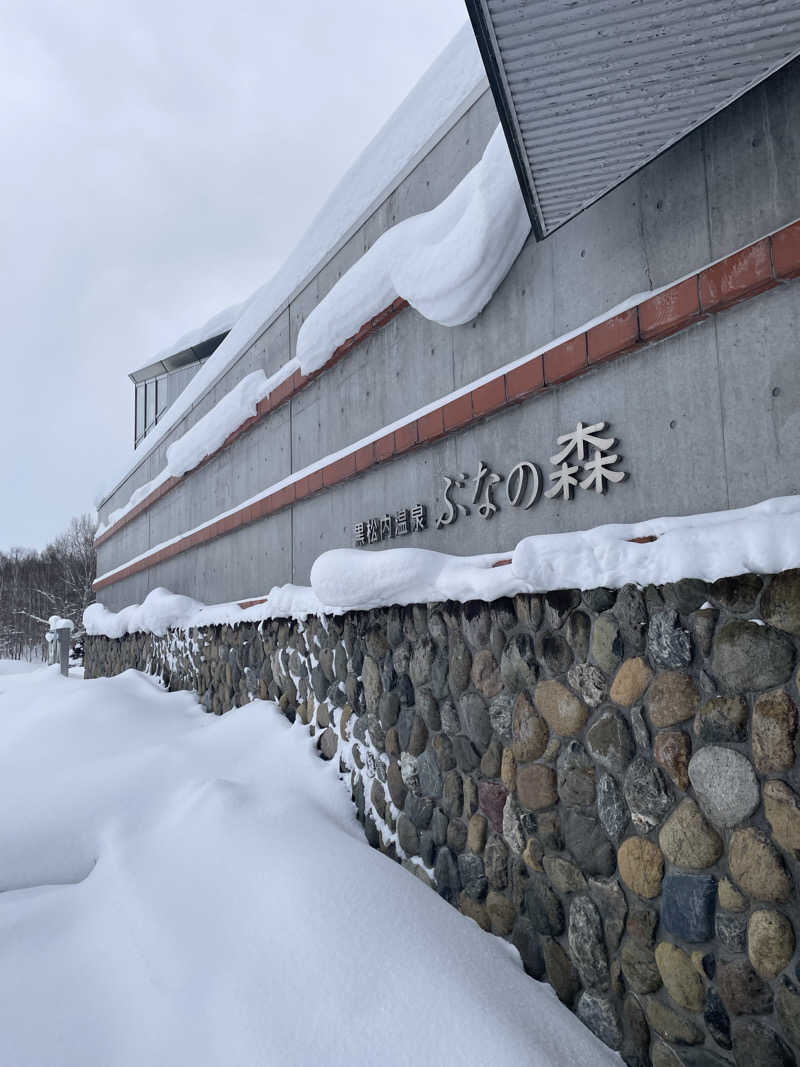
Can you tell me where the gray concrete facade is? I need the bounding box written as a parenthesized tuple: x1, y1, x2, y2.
(97, 60, 800, 611)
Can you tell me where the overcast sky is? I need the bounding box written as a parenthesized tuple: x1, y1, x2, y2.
(0, 0, 467, 551)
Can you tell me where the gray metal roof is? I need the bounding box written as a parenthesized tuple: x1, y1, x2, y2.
(466, 0, 800, 238)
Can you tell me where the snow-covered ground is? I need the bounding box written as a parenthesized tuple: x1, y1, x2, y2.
(0, 666, 618, 1067)
(0, 658, 43, 676)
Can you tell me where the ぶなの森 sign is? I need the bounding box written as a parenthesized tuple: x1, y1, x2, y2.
(352, 420, 627, 545)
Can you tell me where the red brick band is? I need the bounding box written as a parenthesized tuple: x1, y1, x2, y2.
(93, 220, 800, 593)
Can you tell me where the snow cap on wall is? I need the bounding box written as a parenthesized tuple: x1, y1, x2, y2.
(86, 496, 800, 636)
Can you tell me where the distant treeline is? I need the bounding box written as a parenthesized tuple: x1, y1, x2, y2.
(0, 514, 96, 661)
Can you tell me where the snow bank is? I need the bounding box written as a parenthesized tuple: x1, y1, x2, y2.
(84, 588, 205, 638)
(86, 495, 800, 637)
(296, 125, 530, 374)
(99, 24, 486, 505)
(0, 667, 618, 1066)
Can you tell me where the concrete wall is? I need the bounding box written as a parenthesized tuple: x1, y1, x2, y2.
(97, 60, 800, 611)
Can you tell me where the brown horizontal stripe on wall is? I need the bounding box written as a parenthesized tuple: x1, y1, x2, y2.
(93, 219, 800, 593)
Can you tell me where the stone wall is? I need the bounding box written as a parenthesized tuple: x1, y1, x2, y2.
(85, 569, 800, 1067)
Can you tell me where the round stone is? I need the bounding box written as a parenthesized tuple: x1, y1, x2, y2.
(510, 915, 544, 979)
(710, 573, 764, 614)
(458, 691, 491, 753)
(576, 993, 621, 1050)
(511, 691, 549, 761)
(568, 895, 610, 991)
(645, 999, 703, 1046)
(646, 671, 700, 727)
(718, 877, 747, 912)
(534, 679, 588, 736)
(467, 813, 487, 853)
(524, 874, 564, 936)
(610, 657, 653, 706)
(717, 911, 748, 952)
(695, 695, 748, 743)
(585, 708, 634, 775)
(659, 798, 723, 869)
(557, 740, 596, 806)
(502, 795, 526, 854)
(488, 692, 515, 745)
(748, 909, 796, 978)
(624, 756, 673, 831)
(543, 939, 580, 1006)
(396, 814, 419, 856)
(753, 689, 797, 773)
(480, 739, 502, 778)
(655, 941, 705, 1012)
(566, 662, 607, 707)
(647, 609, 692, 670)
(729, 828, 792, 902)
(591, 615, 624, 673)
(654, 728, 691, 790)
(486, 890, 516, 936)
(613, 584, 648, 651)
(500, 747, 516, 791)
(477, 780, 506, 833)
(500, 633, 537, 691)
(459, 892, 490, 930)
(470, 649, 502, 698)
(564, 809, 615, 877)
(597, 773, 629, 844)
(688, 746, 760, 827)
(517, 762, 558, 810)
(764, 779, 800, 855)
(711, 621, 795, 693)
(618, 836, 664, 898)
(761, 568, 800, 635)
(536, 632, 573, 675)
(485, 837, 509, 889)
(718, 958, 774, 1016)
(621, 938, 661, 993)
(543, 855, 586, 894)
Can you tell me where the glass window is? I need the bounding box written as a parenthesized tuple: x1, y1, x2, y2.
(145, 380, 156, 429)
(156, 376, 168, 420)
(135, 383, 145, 442)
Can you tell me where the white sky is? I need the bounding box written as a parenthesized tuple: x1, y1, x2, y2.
(0, 0, 468, 550)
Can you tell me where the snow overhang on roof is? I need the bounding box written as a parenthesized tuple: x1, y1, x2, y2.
(465, 0, 800, 239)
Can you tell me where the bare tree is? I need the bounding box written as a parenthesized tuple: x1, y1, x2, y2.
(0, 514, 97, 661)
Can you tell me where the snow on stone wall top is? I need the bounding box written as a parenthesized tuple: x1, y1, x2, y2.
(85, 495, 800, 637)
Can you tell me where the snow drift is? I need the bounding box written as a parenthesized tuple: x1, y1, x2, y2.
(0, 666, 618, 1066)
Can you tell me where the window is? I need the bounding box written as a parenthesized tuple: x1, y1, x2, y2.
(135, 383, 145, 442)
(134, 373, 168, 447)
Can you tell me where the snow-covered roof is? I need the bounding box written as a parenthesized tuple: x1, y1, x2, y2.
(129, 301, 244, 382)
(102, 24, 487, 506)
